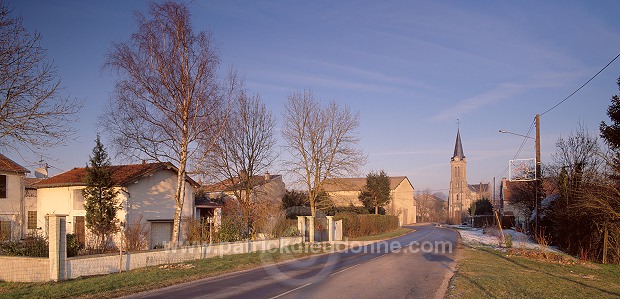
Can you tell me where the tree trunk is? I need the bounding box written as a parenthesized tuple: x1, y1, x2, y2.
(171, 159, 187, 246)
(603, 225, 609, 264)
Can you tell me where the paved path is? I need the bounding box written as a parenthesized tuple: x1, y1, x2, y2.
(123, 224, 458, 299)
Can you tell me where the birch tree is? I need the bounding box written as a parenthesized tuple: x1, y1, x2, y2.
(0, 1, 81, 152)
(282, 90, 366, 216)
(103, 1, 235, 244)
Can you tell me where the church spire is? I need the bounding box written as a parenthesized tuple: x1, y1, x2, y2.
(452, 129, 465, 160)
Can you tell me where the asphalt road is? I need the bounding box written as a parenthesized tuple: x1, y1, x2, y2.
(123, 224, 459, 299)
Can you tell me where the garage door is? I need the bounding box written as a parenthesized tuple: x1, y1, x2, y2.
(150, 222, 173, 249)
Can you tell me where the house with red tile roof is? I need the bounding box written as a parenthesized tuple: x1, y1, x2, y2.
(201, 172, 285, 205)
(0, 153, 30, 241)
(33, 161, 199, 249)
(322, 176, 417, 225)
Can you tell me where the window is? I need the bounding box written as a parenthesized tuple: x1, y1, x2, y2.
(0, 175, 6, 198)
(0, 221, 11, 241)
(73, 189, 85, 210)
(74, 216, 85, 246)
(27, 211, 37, 230)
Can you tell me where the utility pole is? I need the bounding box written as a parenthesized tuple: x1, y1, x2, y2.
(535, 114, 541, 234)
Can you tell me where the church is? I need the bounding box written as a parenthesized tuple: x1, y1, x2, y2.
(448, 129, 491, 224)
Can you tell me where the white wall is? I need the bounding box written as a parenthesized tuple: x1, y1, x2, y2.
(37, 169, 194, 246)
(0, 171, 25, 240)
(125, 170, 194, 223)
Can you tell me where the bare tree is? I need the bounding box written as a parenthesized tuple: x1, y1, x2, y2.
(103, 1, 236, 244)
(209, 91, 277, 236)
(416, 189, 433, 222)
(282, 90, 366, 216)
(416, 189, 447, 222)
(0, 1, 81, 152)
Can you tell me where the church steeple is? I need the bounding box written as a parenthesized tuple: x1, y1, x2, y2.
(452, 129, 465, 160)
(449, 127, 468, 224)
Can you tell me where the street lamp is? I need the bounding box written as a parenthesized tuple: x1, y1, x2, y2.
(499, 115, 542, 235)
(498, 130, 534, 139)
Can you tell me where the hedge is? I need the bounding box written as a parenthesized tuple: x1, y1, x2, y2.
(333, 212, 399, 238)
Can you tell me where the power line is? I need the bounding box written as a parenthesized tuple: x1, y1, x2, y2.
(495, 119, 536, 179)
(540, 51, 620, 116)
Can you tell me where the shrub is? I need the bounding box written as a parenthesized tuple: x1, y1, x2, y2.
(334, 212, 360, 237)
(505, 234, 513, 248)
(272, 218, 299, 238)
(123, 216, 150, 251)
(0, 235, 49, 257)
(66, 233, 83, 257)
(185, 218, 211, 244)
(333, 212, 398, 238)
(216, 216, 245, 242)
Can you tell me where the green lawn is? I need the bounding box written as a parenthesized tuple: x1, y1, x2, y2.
(0, 243, 334, 299)
(447, 245, 620, 298)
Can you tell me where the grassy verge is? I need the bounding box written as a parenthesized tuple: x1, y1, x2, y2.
(0, 243, 334, 299)
(447, 245, 620, 298)
(349, 227, 412, 241)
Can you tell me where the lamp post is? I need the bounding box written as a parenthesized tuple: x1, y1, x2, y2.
(499, 114, 541, 234)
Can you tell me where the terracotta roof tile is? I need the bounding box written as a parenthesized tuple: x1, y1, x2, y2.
(203, 174, 281, 192)
(34, 162, 198, 188)
(0, 153, 29, 174)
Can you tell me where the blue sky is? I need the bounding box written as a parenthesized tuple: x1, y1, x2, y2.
(8, 0, 620, 195)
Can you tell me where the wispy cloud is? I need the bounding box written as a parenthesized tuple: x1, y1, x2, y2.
(431, 70, 583, 122)
(369, 150, 444, 156)
(431, 82, 527, 122)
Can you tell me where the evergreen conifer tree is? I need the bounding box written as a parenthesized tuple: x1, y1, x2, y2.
(83, 135, 120, 252)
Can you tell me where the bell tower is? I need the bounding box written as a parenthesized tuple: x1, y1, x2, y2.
(449, 128, 467, 224)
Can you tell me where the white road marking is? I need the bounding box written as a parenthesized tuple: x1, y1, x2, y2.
(369, 253, 387, 261)
(329, 263, 360, 276)
(269, 283, 312, 299)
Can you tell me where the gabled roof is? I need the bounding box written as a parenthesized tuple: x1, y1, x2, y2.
(452, 129, 465, 160)
(203, 174, 282, 192)
(322, 176, 410, 192)
(0, 153, 29, 174)
(468, 183, 490, 193)
(33, 162, 199, 188)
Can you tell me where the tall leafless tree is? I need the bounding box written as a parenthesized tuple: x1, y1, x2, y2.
(103, 1, 237, 244)
(209, 91, 277, 235)
(282, 90, 366, 216)
(0, 1, 81, 152)
(416, 189, 447, 222)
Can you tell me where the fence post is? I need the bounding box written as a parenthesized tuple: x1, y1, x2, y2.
(48, 214, 67, 281)
(308, 216, 315, 243)
(326, 216, 334, 242)
(297, 216, 306, 242)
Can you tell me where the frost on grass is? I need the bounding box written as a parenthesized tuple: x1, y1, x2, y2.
(452, 225, 557, 252)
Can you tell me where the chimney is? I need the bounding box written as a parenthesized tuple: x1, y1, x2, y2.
(141, 159, 146, 164)
(264, 171, 270, 180)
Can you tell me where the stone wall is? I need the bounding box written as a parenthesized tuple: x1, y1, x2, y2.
(0, 235, 302, 282)
(0, 256, 49, 282)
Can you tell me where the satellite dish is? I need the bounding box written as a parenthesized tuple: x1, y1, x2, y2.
(34, 167, 48, 179)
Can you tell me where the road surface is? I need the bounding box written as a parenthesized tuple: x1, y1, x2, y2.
(123, 224, 458, 299)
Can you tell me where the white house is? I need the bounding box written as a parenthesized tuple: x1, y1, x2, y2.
(0, 153, 30, 241)
(33, 162, 198, 249)
(322, 176, 417, 225)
